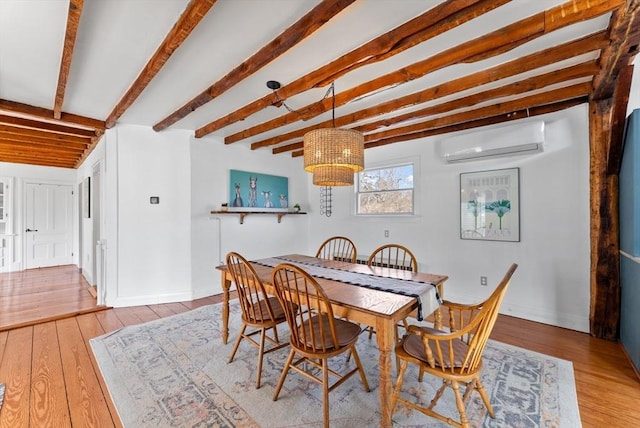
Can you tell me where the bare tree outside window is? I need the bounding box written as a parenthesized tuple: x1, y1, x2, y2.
(357, 164, 414, 215)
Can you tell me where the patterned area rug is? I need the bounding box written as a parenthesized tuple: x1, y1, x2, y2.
(90, 302, 581, 427)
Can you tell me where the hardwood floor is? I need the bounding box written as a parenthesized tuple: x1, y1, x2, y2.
(0, 265, 103, 331)
(0, 267, 638, 427)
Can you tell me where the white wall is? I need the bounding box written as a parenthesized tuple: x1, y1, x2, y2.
(103, 124, 310, 305)
(76, 137, 106, 286)
(106, 124, 192, 306)
(190, 135, 309, 296)
(0, 161, 77, 271)
(307, 105, 591, 332)
(3, 103, 593, 333)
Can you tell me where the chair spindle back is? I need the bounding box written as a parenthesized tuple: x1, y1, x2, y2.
(315, 236, 357, 263)
(271, 263, 342, 353)
(226, 252, 277, 324)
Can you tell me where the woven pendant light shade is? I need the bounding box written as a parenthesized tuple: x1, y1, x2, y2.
(312, 165, 354, 186)
(303, 128, 364, 174)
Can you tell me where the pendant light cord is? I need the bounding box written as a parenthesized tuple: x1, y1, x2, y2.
(330, 82, 335, 127)
(269, 81, 336, 118)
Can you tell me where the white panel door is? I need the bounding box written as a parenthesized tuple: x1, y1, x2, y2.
(25, 183, 73, 269)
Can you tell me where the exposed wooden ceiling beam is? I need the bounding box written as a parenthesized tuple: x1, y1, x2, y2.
(222, 0, 619, 143)
(588, 0, 640, 177)
(152, 0, 356, 131)
(313, 0, 509, 87)
(592, 0, 640, 100)
(290, 97, 587, 157)
(252, 32, 607, 149)
(0, 154, 75, 168)
(0, 115, 96, 137)
(273, 141, 303, 154)
(1, 1, 631, 171)
(354, 65, 595, 135)
(0, 124, 91, 144)
(364, 82, 592, 142)
(194, 0, 506, 137)
(363, 98, 589, 150)
(0, 138, 86, 156)
(54, 0, 83, 119)
(0, 143, 80, 159)
(73, 130, 105, 168)
(0, 132, 89, 149)
(0, 99, 104, 131)
(105, 0, 217, 128)
(271, 62, 595, 154)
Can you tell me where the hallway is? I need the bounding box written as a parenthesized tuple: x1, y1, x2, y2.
(0, 265, 103, 331)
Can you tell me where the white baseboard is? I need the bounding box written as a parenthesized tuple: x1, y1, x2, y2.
(444, 291, 589, 333)
(110, 291, 197, 308)
(500, 301, 589, 333)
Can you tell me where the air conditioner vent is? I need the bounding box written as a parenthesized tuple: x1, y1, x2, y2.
(440, 121, 545, 163)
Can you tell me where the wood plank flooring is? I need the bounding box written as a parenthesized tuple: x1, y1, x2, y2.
(0, 265, 104, 331)
(0, 267, 638, 427)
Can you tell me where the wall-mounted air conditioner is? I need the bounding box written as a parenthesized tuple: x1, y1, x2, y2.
(440, 121, 545, 163)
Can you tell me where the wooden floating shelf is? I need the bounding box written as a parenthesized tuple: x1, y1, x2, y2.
(210, 211, 306, 224)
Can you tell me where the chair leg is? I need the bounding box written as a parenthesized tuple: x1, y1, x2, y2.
(256, 328, 266, 389)
(322, 359, 330, 428)
(474, 377, 495, 418)
(271, 324, 280, 343)
(228, 324, 247, 363)
(391, 359, 408, 413)
(429, 381, 448, 410)
(273, 349, 296, 401)
(348, 345, 370, 392)
(451, 380, 470, 428)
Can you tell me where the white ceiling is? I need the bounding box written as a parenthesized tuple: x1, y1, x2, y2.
(0, 0, 626, 162)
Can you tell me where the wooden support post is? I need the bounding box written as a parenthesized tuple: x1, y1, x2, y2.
(589, 99, 621, 340)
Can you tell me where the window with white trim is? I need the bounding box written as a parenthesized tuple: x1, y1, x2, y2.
(356, 163, 414, 215)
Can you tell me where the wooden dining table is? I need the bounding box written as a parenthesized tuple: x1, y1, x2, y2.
(216, 254, 448, 428)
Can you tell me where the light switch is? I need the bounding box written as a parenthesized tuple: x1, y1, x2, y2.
(150, 196, 160, 204)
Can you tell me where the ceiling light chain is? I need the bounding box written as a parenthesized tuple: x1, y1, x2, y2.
(267, 80, 334, 116)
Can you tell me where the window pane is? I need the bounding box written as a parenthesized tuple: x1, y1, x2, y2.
(359, 165, 413, 192)
(357, 162, 415, 215)
(358, 189, 413, 214)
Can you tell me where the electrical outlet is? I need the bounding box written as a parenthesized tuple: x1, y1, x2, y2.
(384, 230, 389, 238)
(480, 276, 487, 286)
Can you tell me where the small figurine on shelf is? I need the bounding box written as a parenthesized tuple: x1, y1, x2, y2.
(221, 203, 228, 212)
(293, 203, 301, 213)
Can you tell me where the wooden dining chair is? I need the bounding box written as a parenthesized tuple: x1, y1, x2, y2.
(364, 243, 418, 339)
(271, 263, 370, 428)
(315, 236, 357, 263)
(391, 263, 518, 428)
(367, 243, 418, 271)
(225, 252, 289, 389)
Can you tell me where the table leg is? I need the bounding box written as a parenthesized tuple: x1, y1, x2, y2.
(221, 271, 231, 344)
(434, 282, 444, 330)
(376, 317, 396, 428)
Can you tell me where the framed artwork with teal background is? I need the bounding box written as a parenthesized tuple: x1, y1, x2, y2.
(460, 167, 520, 242)
(228, 169, 289, 212)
